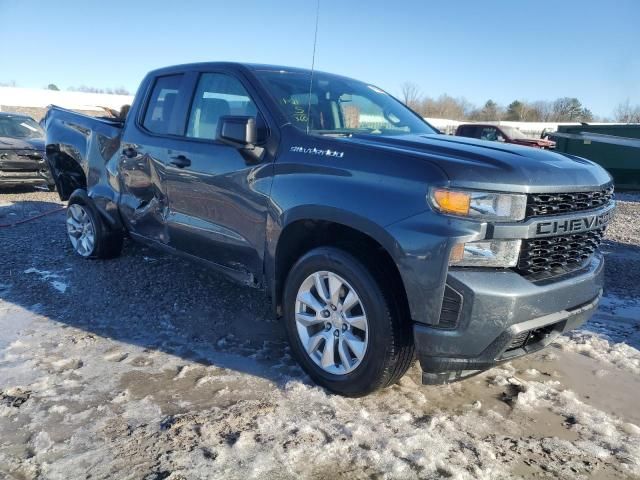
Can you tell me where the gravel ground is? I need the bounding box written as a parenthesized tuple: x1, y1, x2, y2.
(601, 193, 640, 299)
(1, 187, 639, 479)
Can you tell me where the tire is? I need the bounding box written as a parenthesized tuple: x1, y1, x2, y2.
(283, 246, 414, 396)
(66, 195, 123, 259)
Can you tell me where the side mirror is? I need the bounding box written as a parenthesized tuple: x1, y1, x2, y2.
(216, 116, 257, 148)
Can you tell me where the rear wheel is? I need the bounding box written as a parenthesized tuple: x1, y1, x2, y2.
(66, 196, 123, 259)
(283, 246, 414, 396)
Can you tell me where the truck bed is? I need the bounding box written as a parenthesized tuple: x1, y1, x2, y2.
(44, 105, 124, 200)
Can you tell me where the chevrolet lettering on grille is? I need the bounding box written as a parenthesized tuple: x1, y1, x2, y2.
(535, 208, 613, 236)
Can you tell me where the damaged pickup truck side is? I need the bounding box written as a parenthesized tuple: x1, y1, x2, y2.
(45, 62, 615, 396)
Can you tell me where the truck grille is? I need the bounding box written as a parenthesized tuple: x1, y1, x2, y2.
(516, 227, 605, 277)
(0, 149, 43, 160)
(526, 186, 613, 217)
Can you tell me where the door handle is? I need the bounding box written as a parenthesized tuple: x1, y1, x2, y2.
(169, 155, 191, 168)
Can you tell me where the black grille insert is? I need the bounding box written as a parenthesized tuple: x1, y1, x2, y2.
(436, 285, 463, 329)
(516, 228, 605, 277)
(527, 186, 613, 217)
(505, 324, 558, 353)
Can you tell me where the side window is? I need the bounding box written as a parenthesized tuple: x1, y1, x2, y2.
(187, 73, 257, 140)
(142, 74, 184, 135)
(480, 127, 498, 141)
(469, 126, 482, 138)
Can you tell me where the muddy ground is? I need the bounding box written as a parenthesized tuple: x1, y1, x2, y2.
(1, 188, 639, 479)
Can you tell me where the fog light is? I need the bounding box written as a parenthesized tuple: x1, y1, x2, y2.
(449, 240, 522, 267)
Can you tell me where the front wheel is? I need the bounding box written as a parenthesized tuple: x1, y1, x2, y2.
(283, 246, 414, 396)
(66, 196, 123, 259)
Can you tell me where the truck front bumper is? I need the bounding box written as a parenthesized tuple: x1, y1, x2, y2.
(414, 252, 604, 384)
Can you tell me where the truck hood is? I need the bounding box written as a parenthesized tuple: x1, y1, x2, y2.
(346, 133, 611, 193)
(0, 136, 44, 151)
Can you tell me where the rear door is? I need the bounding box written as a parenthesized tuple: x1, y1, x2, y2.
(117, 73, 190, 243)
(162, 70, 274, 283)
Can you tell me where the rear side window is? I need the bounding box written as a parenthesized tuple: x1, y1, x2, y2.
(186, 73, 257, 140)
(142, 74, 184, 135)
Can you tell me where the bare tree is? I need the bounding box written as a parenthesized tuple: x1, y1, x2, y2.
(468, 100, 503, 121)
(400, 82, 422, 110)
(614, 99, 640, 123)
(421, 94, 471, 120)
(396, 87, 599, 124)
(505, 100, 537, 121)
(549, 97, 592, 121)
(530, 101, 554, 122)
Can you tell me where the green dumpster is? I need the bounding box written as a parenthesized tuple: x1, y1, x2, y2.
(551, 124, 640, 191)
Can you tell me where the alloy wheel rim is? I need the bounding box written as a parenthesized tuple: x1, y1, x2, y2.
(295, 271, 369, 375)
(66, 204, 95, 257)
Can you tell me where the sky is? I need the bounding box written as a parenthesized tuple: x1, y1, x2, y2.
(1, 0, 638, 118)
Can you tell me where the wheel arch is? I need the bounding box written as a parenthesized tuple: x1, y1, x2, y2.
(269, 207, 410, 321)
(67, 188, 123, 232)
(45, 146, 87, 200)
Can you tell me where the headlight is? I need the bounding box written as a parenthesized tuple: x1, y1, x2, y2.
(450, 240, 522, 267)
(429, 188, 526, 222)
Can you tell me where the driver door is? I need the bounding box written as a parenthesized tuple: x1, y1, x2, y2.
(163, 71, 273, 281)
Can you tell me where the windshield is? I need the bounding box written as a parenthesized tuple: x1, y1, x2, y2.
(256, 70, 436, 137)
(0, 116, 44, 139)
(501, 126, 529, 140)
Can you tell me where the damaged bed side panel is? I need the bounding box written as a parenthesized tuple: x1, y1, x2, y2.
(44, 106, 126, 230)
(45, 106, 170, 240)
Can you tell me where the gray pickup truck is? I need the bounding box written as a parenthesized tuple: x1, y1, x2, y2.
(44, 62, 614, 396)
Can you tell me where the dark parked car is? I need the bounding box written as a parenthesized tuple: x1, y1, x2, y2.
(0, 112, 54, 189)
(455, 123, 556, 149)
(45, 63, 613, 396)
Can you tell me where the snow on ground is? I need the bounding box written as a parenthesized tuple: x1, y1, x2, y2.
(0, 189, 639, 479)
(0, 297, 639, 479)
(0, 86, 132, 111)
(553, 295, 640, 376)
(23, 268, 68, 294)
